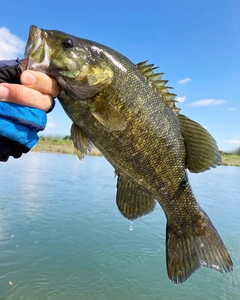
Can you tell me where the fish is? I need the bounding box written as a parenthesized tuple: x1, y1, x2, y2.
(24, 25, 233, 284)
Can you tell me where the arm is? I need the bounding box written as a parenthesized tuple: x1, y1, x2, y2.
(0, 59, 60, 161)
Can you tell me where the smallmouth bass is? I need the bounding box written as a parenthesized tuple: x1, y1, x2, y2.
(25, 25, 233, 284)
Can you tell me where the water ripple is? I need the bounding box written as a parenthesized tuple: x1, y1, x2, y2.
(0, 155, 239, 299)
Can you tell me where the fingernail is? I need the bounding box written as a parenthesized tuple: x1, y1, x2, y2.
(0, 85, 9, 99)
(22, 72, 36, 85)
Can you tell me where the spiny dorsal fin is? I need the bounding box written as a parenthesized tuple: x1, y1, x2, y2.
(137, 61, 221, 172)
(136, 61, 180, 114)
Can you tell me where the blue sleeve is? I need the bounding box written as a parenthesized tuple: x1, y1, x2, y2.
(0, 102, 46, 149)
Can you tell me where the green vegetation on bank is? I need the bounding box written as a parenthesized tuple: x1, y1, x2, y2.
(31, 136, 101, 156)
(31, 137, 240, 166)
(220, 152, 240, 167)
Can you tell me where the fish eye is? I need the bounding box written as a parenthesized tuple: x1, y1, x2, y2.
(62, 38, 74, 49)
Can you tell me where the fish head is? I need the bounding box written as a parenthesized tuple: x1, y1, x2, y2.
(25, 25, 113, 99)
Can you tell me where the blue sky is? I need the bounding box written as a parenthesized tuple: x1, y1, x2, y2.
(0, 0, 239, 151)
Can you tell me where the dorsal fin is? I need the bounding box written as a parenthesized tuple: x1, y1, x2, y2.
(179, 114, 222, 172)
(136, 61, 222, 173)
(136, 61, 180, 114)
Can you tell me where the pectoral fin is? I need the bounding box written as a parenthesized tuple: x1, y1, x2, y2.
(70, 123, 93, 161)
(116, 174, 156, 220)
(89, 96, 126, 131)
(179, 114, 221, 173)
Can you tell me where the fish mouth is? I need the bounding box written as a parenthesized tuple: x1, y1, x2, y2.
(24, 25, 50, 72)
(24, 25, 42, 58)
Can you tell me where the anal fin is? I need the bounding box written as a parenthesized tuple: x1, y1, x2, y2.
(116, 173, 156, 220)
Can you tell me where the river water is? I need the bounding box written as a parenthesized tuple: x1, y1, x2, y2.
(0, 153, 239, 300)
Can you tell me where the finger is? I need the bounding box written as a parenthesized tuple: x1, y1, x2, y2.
(0, 83, 53, 112)
(20, 70, 60, 97)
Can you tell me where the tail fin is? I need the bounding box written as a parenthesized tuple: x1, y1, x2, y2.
(166, 209, 233, 284)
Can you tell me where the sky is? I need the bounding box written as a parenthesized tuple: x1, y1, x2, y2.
(0, 0, 239, 152)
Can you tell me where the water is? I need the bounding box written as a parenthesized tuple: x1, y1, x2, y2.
(0, 153, 239, 300)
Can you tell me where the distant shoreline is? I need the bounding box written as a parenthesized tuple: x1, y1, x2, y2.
(31, 138, 240, 167)
(31, 137, 102, 156)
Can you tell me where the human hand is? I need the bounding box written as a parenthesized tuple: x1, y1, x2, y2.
(0, 69, 60, 112)
(0, 59, 60, 161)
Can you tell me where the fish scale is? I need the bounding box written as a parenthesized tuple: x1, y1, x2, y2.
(24, 25, 233, 284)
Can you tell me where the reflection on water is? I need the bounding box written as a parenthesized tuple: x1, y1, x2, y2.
(0, 153, 239, 299)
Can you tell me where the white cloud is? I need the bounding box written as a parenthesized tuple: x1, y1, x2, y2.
(47, 122, 55, 128)
(190, 99, 226, 106)
(177, 77, 191, 84)
(224, 139, 240, 145)
(0, 27, 25, 59)
(46, 115, 55, 128)
(228, 107, 236, 111)
(175, 96, 186, 103)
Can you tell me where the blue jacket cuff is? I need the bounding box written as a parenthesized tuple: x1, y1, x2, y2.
(0, 102, 47, 149)
(0, 118, 39, 148)
(0, 102, 46, 131)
